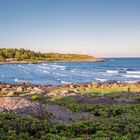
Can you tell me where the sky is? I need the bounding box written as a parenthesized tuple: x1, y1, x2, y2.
(0, 0, 140, 57)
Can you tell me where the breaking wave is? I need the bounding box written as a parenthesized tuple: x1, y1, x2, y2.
(123, 75, 140, 78)
(94, 78, 107, 82)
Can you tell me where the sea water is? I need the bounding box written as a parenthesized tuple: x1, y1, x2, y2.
(0, 58, 140, 85)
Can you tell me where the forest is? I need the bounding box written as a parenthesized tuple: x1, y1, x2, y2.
(0, 48, 102, 62)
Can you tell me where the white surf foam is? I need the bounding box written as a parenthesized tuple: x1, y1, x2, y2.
(94, 78, 107, 82)
(125, 80, 139, 83)
(127, 71, 140, 74)
(43, 70, 50, 74)
(60, 68, 65, 71)
(52, 72, 66, 76)
(123, 75, 140, 78)
(57, 79, 71, 84)
(60, 80, 71, 84)
(106, 70, 119, 74)
(51, 65, 66, 68)
(42, 63, 47, 66)
(15, 79, 28, 83)
(38, 66, 50, 69)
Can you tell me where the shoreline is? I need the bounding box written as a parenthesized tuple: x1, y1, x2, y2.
(0, 81, 139, 95)
(0, 58, 106, 65)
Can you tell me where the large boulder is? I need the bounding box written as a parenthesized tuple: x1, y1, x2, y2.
(0, 97, 95, 124)
(0, 97, 42, 118)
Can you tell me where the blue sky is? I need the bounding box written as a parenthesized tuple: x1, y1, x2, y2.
(0, 0, 140, 57)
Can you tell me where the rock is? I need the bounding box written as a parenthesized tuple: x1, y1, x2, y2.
(91, 82, 97, 86)
(1, 88, 9, 94)
(67, 93, 76, 96)
(68, 85, 74, 89)
(27, 87, 32, 91)
(5, 85, 12, 88)
(84, 87, 89, 91)
(7, 91, 15, 96)
(16, 87, 23, 93)
(91, 82, 101, 88)
(2, 88, 7, 92)
(117, 98, 134, 104)
(47, 92, 56, 97)
(61, 90, 68, 94)
(0, 97, 44, 118)
(33, 87, 42, 93)
(87, 84, 92, 88)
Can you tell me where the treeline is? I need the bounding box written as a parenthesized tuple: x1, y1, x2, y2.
(0, 48, 97, 62)
(0, 48, 45, 61)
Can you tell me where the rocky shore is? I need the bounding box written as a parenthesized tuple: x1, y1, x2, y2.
(0, 82, 139, 121)
(0, 82, 139, 97)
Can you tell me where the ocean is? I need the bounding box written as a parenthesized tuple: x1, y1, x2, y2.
(0, 58, 140, 85)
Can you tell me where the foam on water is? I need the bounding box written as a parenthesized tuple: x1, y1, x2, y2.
(94, 78, 107, 82)
(38, 66, 50, 69)
(51, 65, 66, 68)
(123, 75, 140, 78)
(57, 79, 71, 84)
(127, 71, 140, 74)
(60, 80, 71, 84)
(106, 70, 119, 74)
(125, 80, 139, 83)
(42, 63, 47, 66)
(15, 78, 29, 83)
(43, 70, 50, 74)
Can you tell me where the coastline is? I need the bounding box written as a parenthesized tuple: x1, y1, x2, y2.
(0, 81, 139, 95)
(0, 58, 106, 65)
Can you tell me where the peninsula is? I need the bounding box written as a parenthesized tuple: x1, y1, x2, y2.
(0, 48, 105, 64)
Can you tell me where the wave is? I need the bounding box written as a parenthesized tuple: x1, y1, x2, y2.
(123, 75, 140, 78)
(51, 65, 66, 68)
(106, 70, 119, 74)
(60, 81, 71, 84)
(38, 66, 50, 69)
(71, 69, 78, 72)
(52, 72, 66, 76)
(107, 68, 140, 75)
(94, 78, 107, 82)
(43, 70, 50, 74)
(57, 79, 71, 84)
(127, 71, 140, 74)
(106, 70, 133, 74)
(42, 63, 47, 66)
(15, 79, 29, 83)
(125, 80, 139, 83)
(17, 65, 30, 71)
(60, 68, 65, 71)
(18, 65, 25, 69)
